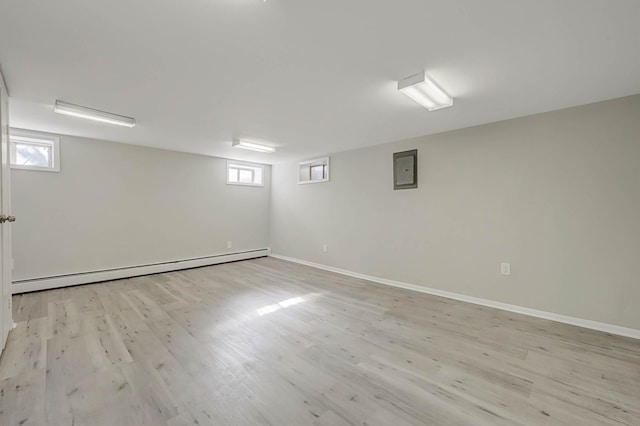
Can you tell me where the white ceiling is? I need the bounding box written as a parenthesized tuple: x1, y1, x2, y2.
(1, 0, 639, 164)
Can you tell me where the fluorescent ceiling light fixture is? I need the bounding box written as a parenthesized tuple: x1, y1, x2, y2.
(232, 139, 276, 153)
(398, 72, 453, 111)
(53, 100, 136, 128)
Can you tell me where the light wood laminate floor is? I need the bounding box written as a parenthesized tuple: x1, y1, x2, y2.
(1, 257, 639, 425)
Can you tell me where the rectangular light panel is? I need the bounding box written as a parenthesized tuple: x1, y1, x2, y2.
(232, 140, 276, 153)
(53, 100, 136, 127)
(398, 73, 453, 111)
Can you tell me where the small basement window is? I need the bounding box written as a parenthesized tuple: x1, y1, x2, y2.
(298, 157, 329, 184)
(227, 161, 264, 186)
(10, 129, 60, 172)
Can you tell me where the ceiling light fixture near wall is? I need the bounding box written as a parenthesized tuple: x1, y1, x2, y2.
(53, 100, 136, 128)
(232, 139, 276, 153)
(398, 72, 453, 111)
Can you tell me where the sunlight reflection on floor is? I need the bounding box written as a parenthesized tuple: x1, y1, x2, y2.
(256, 296, 305, 316)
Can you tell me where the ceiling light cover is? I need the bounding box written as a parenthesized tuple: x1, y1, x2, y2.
(53, 100, 136, 127)
(398, 73, 453, 111)
(232, 139, 276, 153)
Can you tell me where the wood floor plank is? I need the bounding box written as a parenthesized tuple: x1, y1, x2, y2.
(0, 369, 46, 425)
(46, 299, 81, 339)
(12, 292, 46, 323)
(82, 313, 134, 371)
(0, 257, 638, 425)
(0, 318, 47, 381)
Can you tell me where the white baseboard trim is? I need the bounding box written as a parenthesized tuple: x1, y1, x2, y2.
(271, 254, 640, 340)
(12, 248, 271, 294)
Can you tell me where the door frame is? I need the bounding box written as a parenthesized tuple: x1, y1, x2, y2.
(0, 68, 13, 353)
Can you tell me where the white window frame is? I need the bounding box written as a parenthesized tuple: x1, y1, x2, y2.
(10, 128, 60, 172)
(226, 160, 265, 187)
(298, 157, 330, 184)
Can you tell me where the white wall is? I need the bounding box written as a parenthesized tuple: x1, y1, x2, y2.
(270, 95, 640, 330)
(12, 134, 271, 281)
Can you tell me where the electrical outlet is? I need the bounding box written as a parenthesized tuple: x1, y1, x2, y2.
(322, 244, 328, 253)
(227, 241, 232, 249)
(500, 262, 511, 276)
